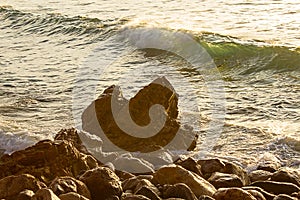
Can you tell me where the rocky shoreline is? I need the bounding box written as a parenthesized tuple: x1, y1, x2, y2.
(0, 128, 299, 200)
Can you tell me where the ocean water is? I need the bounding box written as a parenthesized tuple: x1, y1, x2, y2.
(0, 0, 299, 168)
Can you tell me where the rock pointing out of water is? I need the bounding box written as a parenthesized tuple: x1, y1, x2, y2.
(82, 76, 196, 154)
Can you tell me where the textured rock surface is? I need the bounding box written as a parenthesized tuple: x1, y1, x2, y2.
(82, 77, 180, 153)
(175, 157, 203, 177)
(270, 168, 300, 187)
(273, 194, 298, 200)
(31, 188, 60, 200)
(249, 170, 273, 182)
(0, 174, 45, 200)
(208, 172, 244, 188)
(0, 139, 98, 183)
(250, 180, 300, 195)
(79, 167, 122, 200)
(59, 192, 90, 200)
(49, 176, 91, 199)
(198, 158, 250, 185)
(153, 165, 216, 197)
(213, 187, 257, 200)
(161, 183, 198, 200)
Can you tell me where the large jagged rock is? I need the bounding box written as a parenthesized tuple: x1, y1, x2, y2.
(0, 134, 98, 183)
(0, 174, 46, 200)
(82, 77, 196, 153)
(152, 164, 216, 197)
(79, 167, 122, 200)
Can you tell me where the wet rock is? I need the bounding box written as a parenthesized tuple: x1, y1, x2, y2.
(213, 188, 256, 200)
(49, 176, 91, 199)
(257, 153, 281, 172)
(0, 138, 98, 183)
(198, 195, 215, 200)
(16, 189, 35, 200)
(270, 168, 300, 187)
(59, 192, 90, 200)
(174, 157, 203, 177)
(208, 172, 244, 188)
(152, 164, 216, 197)
(122, 177, 156, 193)
(242, 186, 275, 200)
(115, 170, 135, 181)
(250, 180, 300, 195)
(31, 188, 60, 200)
(273, 194, 298, 200)
(197, 159, 250, 185)
(0, 174, 45, 200)
(54, 128, 90, 155)
(135, 185, 161, 200)
(82, 77, 180, 153)
(79, 167, 122, 200)
(291, 191, 300, 198)
(122, 193, 151, 200)
(246, 190, 266, 200)
(248, 170, 273, 182)
(161, 183, 197, 200)
(197, 159, 225, 179)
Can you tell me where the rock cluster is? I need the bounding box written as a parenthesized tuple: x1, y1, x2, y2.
(0, 79, 299, 199)
(0, 128, 299, 200)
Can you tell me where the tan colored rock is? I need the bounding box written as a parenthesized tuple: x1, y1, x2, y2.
(175, 157, 203, 177)
(250, 180, 300, 195)
(79, 167, 122, 200)
(208, 172, 244, 188)
(0, 174, 45, 200)
(197, 159, 250, 185)
(122, 177, 156, 194)
(122, 194, 151, 200)
(197, 159, 225, 179)
(152, 165, 216, 197)
(243, 186, 275, 200)
(198, 195, 215, 200)
(16, 189, 35, 200)
(0, 133, 98, 183)
(273, 194, 298, 200)
(247, 189, 266, 200)
(135, 185, 161, 200)
(213, 188, 256, 200)
(59, 192, 90, 200)
(271, 168, 300, 187)
(49, 176, 91, 199)
(31, 188, 60, 200)
(248, 170, 273, 182)
(161, 183, 197, 200)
